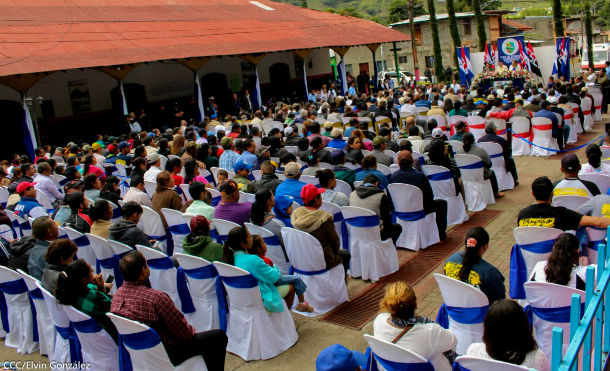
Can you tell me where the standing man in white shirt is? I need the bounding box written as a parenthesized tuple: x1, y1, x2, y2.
(144, 153, 162, 183)
(34, 162, 64, 205)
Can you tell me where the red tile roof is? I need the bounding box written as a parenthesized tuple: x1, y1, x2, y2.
(502, 18, 533, 31)
(0, 0, 409, 76)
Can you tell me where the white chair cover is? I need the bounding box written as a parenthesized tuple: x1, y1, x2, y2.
(383, 150, 397, 163)
(340, 206, 398, 281)
(320, 202, 345, 250)
(454, 154, 495, 212)
(211, 218, 240, 244)
(63, 305, 119, 371)
(300, 175, 319, 185)
(5, 210, 22, 239)
(162, 208, 191, 255)
(173, 254, 221, 331)
(530, 117, 558, 157)
(64, 227, 97, 269)
(387, 184, 439, 251)
(0, 266, 37, 354)
(433, 273, 489, 354)
(487, 117, 507, 139)
(144, 181, 156, 198)
(208, 188, 221, 206)
(37, 282, 74, 366)
(524, 282, 586, 362)
(245, 223, 291, 275)
(585, 227, 605, 266)
(138, 245, 180, 308)
(85, 233, 120, 294)
(0, 187, 9, 209)
(108, 239, 133, 257)
(563, 108, 578, 144)
(568, 102, 582, 134)
(18, 270, 54, 356)
(179, 184, 192, 201)
(466, 116, 486, 141)
(334, 179, 352, 197)
(364, 334, 435, 370)
(579, 173, 610, 194)
(551, 195, 590, 211)
(14, 214, 32, 237)
(377, 164, 391, 177)
(138, 205, 168, 253)
(252, 170, 262, 181)
(477, 142, 514, 191)
(509, 117, 531, 155)
(107, 313, 207, 371)
(592, 91, 603, 122)
(213, 262, 298, 361)
(510, 226, 562, 300)
(581, 97, 595, 131)
(449, 140, 463, 153)
(281, 227, 348, 316)
(449, 115, 467, 136)
(36, 191, 54, 211)
(454, 356, 530, 371)
(108, 200, 122, 223)
(421, 164, 468, 226)
(239, 191, 255, 203)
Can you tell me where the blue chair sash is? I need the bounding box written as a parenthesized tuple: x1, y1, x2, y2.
(146, 256, 174, 270)
(524, 303, 585, 327)
(55, 324, 83, 363)
(0, 293, 7, 332)
(452, 361, 471, 371)
(73, 235, 89, 247)
(97, 256, 123, 288)
(168, 223, 190, 236)
(427, 171, 453, 181)
(118, 328, 161, 371)
(150, 230, 172, 256)
(458, 161, 484, 170)
(341, 215, 379, 252)
(289, 266, 328, 276)
(72, 317, 102, 333)
(20, 221, 31, 232)
(176, 264, 220, 315)
(112, 207, 122, 220)
(436, 303, 489, 329)
(0, 279, 37, 339)
(211, 196, 221, 206)
(217, 274, 259, 333)
(509, 239, 555, 299)
(263, 235, 281, 246)
(9, 219, 19, 239)
(489, 152, 503, 158)
(365, 347, 434, 371)
(392, 210, 426, 223)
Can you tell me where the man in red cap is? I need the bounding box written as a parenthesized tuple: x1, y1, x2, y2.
(14, 182, 48, 220)
(291, 184, 350, 273)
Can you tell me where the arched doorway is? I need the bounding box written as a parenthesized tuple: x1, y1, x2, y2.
(110, 83, 147, 132)
(201, 73, 230, 117)
(0, 100, 27, 159)
(269, 63, 291, 101)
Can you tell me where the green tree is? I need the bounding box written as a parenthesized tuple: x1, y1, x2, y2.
(472, 0, 487, 51)
(446, 0, 462, 66)
(426, 0, 444, 81)
(301, 0, 308, 8)
(585, 0, 594, 69)
(552, 0, 564, 36)
(388, 0, 425, 24)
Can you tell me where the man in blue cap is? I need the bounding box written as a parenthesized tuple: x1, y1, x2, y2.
(233, 159, 254, 193)
(316, 344, 367, 371)
(275, 162, 307, 205)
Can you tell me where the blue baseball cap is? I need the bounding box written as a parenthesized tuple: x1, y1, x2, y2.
(118, 141, 130, 150)
(316, 344, 367, 371)
(233, 160, 253, 173)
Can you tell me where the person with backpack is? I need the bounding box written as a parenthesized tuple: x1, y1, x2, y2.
(27, 216, 59, 279)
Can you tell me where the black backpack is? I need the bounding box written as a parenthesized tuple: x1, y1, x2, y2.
(6, 236, 36, 272)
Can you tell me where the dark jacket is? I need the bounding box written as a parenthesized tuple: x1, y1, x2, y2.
(284, 135, 300, 146)
(291, 207, 342, 269)
(182, 234, 223, 262)
(253, 173, 282, 194)
(28, 240, 50, 279)
(64, 212, 91, 234)
(108, 220, 150, 248)
(41, 263, 66, 294)
(349, 186, 393, 232)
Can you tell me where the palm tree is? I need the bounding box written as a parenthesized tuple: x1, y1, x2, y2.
(472, 0, 487, 52)
(552, 0, 564, 37)
(585, 0, 594, 69)
(426, 0, 444, 81)
(446, 0, 462, 66)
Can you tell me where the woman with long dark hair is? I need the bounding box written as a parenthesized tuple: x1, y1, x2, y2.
(222, 226, 295, 311)
(466, 299, 548, 370)
(55, 260, 117, 342)
(426, 139, 461, 196)
(82, 154, 106, 182)
(157, 138, 170, 157)
(580, 143, 610, 176)
(99, 175, 121, 205)
(183, 159, 212, 188)
(196, 143, 219, 171)
(249, 189, 286, 244)
(530, 233, 593, 290)
(165, 157, 184, 186)
(345, 136, 364, 165)
(443, 227, 505, 304)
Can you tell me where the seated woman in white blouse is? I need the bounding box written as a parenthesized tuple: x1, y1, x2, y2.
(373, 281, 457, 371)
(579, 143, 610, 176)
(466, 299, 549, 370)
(529, 233, 595, 290)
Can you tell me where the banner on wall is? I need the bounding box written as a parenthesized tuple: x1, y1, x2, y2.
(497, 35, 526, 65)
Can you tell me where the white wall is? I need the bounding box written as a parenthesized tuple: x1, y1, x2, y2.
(28, 69, 117, 117)
(124, 62, 193, 102)
(306, 48, 332, 77)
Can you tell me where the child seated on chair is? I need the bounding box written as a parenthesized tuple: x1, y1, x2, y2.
(215, 169, 229, 189)
(248, 234, 314, 313)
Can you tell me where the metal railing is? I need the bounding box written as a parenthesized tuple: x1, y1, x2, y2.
(552, 234, 610, 371)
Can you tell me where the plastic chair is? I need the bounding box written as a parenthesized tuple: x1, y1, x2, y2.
(453, 356, 531, 371)
(162, 208, 190, 255)
(144, 181, 157, 198)
(0, 187, 8, 209)
(477, 142, 514, 191)
(138, 205, 169, 253)
(377, 164, 391, 177)
(245, 223, 291, 275)
(208, 188, 221, 207)
(17, 269, 54, 356)
(333, 179, 352, 197)
(239, 191, 255, 203)
(281, 227, 348, 316)
(107, 313, 208, 371)
(107, 200, 122, 223)
(86, 233, 121, 294)
(524, 282, 586, 362)
(340, 206, 398, 281)
(300, 175, 319, 185)
(173, 254, 221, 331)
(581, 96, 594, 131)
(137, 245, 180, 308)
(454, 154, 495, 212)
(421, 165, 468, 226)
(63, 305, 119, 370)
(434, 273, 489, 354)
(388, 183, 440, 251)
(551, 195, 590, 211)
(179, 184, 193, 201)
(5, 210, 22, 239)
(14, 213, 32, 237)
(578, 173, 610, 194)
(466, 116, 486, 141)
(562, 108, 578, 144)
(509, 116, 531, 155)
(585, 227, 605, 267)
(509, 226, 563, 301)
(213, 262, 298, 361)
(319, 201, 346, 250)
(64, 227, 97, 269)
(530, 117, 558, 156)
(211, 219, 240, 244)
(0, 266, 37, 354)
(364, 334, 435, 371)
(487, 117, 507, 139)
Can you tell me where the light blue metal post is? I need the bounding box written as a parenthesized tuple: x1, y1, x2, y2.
(553, 327, 565, 371)
(583, 267, 595, 371)
(570, 293, 581, 371)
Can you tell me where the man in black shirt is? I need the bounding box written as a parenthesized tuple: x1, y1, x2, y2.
(518, 176, 610, 230)
(389, 151, 447, 240)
